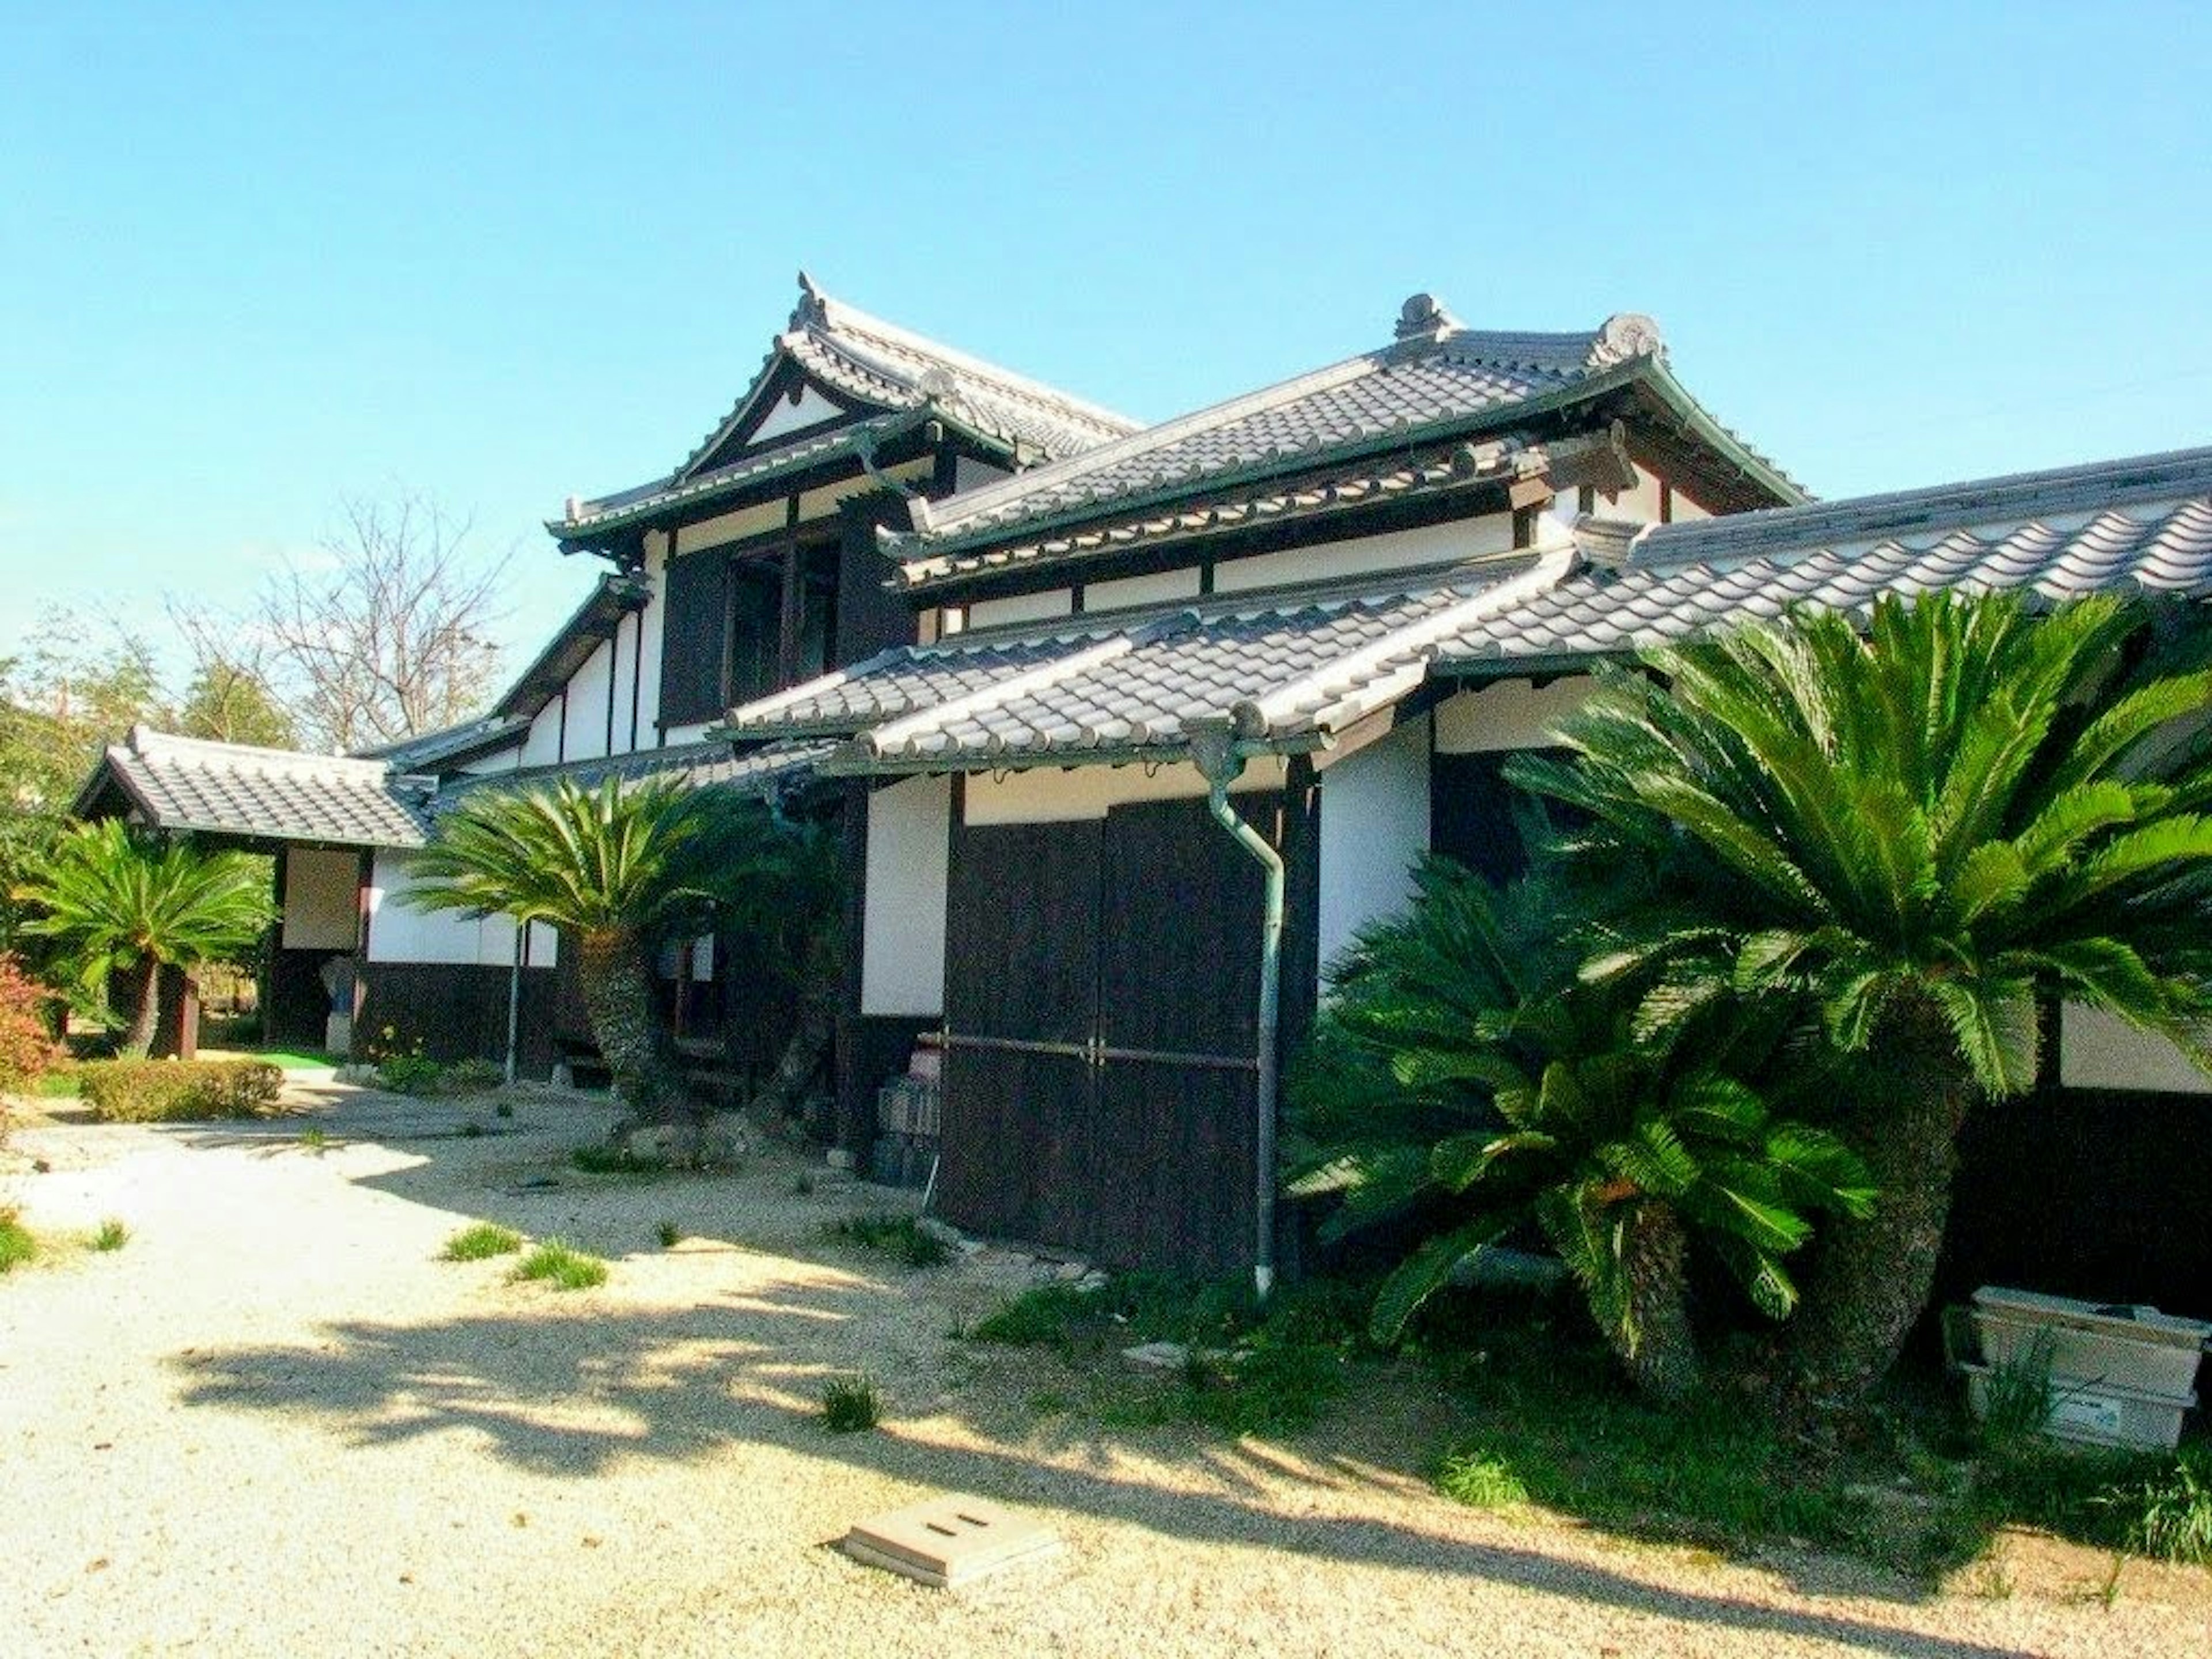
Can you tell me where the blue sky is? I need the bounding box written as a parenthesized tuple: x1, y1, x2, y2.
(4, 1, 2209, 682)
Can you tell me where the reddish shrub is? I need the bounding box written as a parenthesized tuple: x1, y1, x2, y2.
(0, 954, 59, 1095)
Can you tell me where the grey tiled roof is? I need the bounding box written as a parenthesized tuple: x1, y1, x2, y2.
(895, 432, 1622, 592)
(728, 554, 1567, 770)
(431, 738, 835, 816)
(1434, 446, 2212, 671)
(721, 628, 1129, 737)
(888, 301, 1800, 562)
(81, 728, 436, 848)
(352, 715, 531, 772)
(552, 278, 1138, 544)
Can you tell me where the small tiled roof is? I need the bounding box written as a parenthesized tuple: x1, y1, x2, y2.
(1434, 446, 2212, 672)
(78, 728, 437, 849)
(726, 554, 1568, 772)
(893, 430, 1633, 592)
(431, 738, 834, 816)
(885, 298, 1801, 567)
(551, 276, 1138, 546)
(353, 715, 532, 772)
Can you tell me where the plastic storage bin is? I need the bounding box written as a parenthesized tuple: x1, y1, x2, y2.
(1964, 1286, 2210, 1450)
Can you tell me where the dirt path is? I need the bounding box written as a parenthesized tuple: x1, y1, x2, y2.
(2, 1083, 2206, 1658)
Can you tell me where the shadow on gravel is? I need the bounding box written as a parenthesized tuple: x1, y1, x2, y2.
(171, 1285, 2014, 1659)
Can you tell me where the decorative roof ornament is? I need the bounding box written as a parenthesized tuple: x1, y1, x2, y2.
(1394, 292, 1464, 342)
(917, 365, 962, 403)
(790, 269, 831, 331)
(1587, 312, 1666, 368)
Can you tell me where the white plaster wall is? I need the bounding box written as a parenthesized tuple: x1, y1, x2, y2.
(1317, 715, 1430, 981)
(2059, 1003, 2212, 1096)
(1085, 567, 1203, 613)
(672, 467, 929, 556)
(662, 721, 714, 747)
(861, 774, 951, 1017)
(1433, 677, 1596, 753)
(1596, 461, 1666, 524)
(366, 851, 556, 967)
(563, 637, 615, 763)
(282, 848, 361, 950)
(961, 756, 1287, 827)
(1212, 514, 1514, 594)
(521, 698, 564, 767)
(747, 384, 844, 445)
(461, 746, 522, 776)
(969, 588, 1074, 630)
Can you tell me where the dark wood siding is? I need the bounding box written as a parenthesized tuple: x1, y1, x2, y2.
(658, 548, 728, 728)
(834, 491, 920, 669)
(938, 794, 1279, 1275)
(357, 962, 567, 1079)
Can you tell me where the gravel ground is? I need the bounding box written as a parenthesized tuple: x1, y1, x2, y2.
(2, 1080, 2207, 1658)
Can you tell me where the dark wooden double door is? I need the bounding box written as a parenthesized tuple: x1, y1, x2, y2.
(938, 794, 1270, 1275)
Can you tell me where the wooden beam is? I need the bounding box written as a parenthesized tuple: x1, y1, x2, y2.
(778, 494, 804, 687)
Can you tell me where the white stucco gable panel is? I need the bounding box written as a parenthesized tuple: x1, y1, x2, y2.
(861, 774, 952, 1017)
(1317, 715, 1431, 983)
(1434, 676, 1595, 754)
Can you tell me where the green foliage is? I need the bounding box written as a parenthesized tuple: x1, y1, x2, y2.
(0, 952, 60, 1093)
(1289, 858, 1872, 1396)
(655, 1219, 681, 1248)
(2094, 1442, 2212, 1565)
(820, 1374, 881, 1433)
(78, 1058, 283, 1122)
(1972, 1330, 2058, 1454)
(173, 658, 295, 748)
(373, 1052, 445, 1096)
(570, 1143, 667, 1176)
(971, 1282, 1096, 1347)
(510, 1239, 607, 1290)
(1510, 592, 2212, 1102)
(825, 1211, 952, 1267)
(90, 1218, 129, 1252)
(441, 1057, 503, 1094)
(1505, 590, 2212, 1403)
(441, 1222, 524, 1262)
(1436, 1450, 1531, 1509)
(15, 820, 275, 1056)
(0, 1206, 34, 1274)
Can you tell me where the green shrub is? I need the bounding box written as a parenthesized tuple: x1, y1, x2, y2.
(90, 1218, 129, 1252)
(2103, 1442, 2212, 1565)
(571, 1143, 666, 1176)
(0, 1207, 34, 1273)
(656, 1219, 682, 1248)
(440, 1057, 503, 1096)
(1437, 1450, 1532, 1509)
(0, 953, 61, 1096)
(373, 1051, 445, 1096)
(78, 1058, 283, 1123)
(825, 1212, 950, 1267)
(441, 1222, 524, 1262)
(511, 1238, 608, 1290)
(821, 1374, 881, 1433)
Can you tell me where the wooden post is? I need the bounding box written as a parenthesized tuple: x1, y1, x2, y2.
(834, 779, 873, 1158)
(777, 494, 804, 687)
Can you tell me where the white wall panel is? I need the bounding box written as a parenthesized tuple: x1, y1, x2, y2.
(1085, 568, 1203, 613)
(961, 756, 1287, 826)
(969, 588, 1074, 629)
(2060, 1003, 2212, 1095)
(861, 774, 951, 1016)
(1213, 516, 1513, 594)
(365, 850, 555, 967)
(1433, 677, 1594, 753)
(1317, 716, 1430, 982)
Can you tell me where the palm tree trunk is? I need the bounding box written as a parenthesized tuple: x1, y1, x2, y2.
(120, 959, 160, 1059)
(575, 928, 689, 1132)
(744, 989, 835, 1134)
(1781, 1002, 1973, 1417)
(1613, 1204, 1702, 1403)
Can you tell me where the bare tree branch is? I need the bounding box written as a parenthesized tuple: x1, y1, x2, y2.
(255, 490, 509, 752)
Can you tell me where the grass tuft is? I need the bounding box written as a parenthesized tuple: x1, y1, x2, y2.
(1437, 1449, 1532, 1509)
(298, 1127, 328, 1152)
(511, 1238, 608, 1290)
(441, 1222, 525, 1262)
(90, 1218, 130, 1253)
(820, 1374, 881, 1433)
(0, 1206, 35, 1274)
(825, 1212, 951, 1268)
(656, 1219, 682, 1249)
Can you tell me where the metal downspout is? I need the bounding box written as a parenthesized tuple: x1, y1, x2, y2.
(1185, 721, 1284, 1301)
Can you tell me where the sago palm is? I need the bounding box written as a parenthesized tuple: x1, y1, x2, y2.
(1510, 590, 2212, 1408)
(407, 777, 781, 1134)
(16, 820, 274, 1058)
(1289, 858, 1873, 1401)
